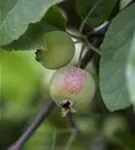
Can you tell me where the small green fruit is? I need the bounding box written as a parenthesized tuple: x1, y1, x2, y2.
(37, 31, 75, 69)
(49, 66, 96, 116)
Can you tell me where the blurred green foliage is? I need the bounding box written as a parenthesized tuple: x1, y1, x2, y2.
(0, 50, 44, 119)
(0, 0, 135, 150)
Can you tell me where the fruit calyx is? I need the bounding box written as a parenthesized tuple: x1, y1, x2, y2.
(60, 99, 77, 117)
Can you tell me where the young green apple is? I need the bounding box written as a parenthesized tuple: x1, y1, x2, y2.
(37, 31, 75, 69)
(49, 66, 96, 116)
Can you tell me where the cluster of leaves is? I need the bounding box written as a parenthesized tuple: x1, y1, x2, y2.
(0, 0, 135, 150)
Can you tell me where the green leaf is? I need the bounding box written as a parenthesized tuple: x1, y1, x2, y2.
(100, 3, 135, 111)
(126, 30, 135, 105)
(120, 0, 132, 10)
(0, 0, 64, 46)
(2, 6, 67, 51)
(76, 0, 118, 28)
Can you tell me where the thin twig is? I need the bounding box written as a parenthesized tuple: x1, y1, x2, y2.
(86, 41, 101, 55)
(79, 0, 101, 34)
(77, 44, 86, 67)
(67, 30, 101, 55)
(82, 35, 101, 55)
(65, 129, 77, 150)
(67, 112, 79, 132)
(51, 130, 57, 150)
(7, 101, 55, 150)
